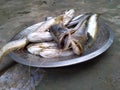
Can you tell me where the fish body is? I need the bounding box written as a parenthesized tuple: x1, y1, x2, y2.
(34, 17, 61, 32)
(27, 9, 75, 43)
(33, 9, 75, 32)
(0, 38, 28, 60)
(27, 42, 57, 55)
(40, 49, 74, 58)
(87, 14, 98, 39)
(67, 13, 92, 28)
(27, 32, 53, 42)
(27, 42, 74, 58)
(86, 14, 99, 47)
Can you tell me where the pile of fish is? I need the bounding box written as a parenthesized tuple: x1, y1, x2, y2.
(0, 9, 99, 59)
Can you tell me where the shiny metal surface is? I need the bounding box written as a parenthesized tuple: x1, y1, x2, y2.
(9, 19, 114, 68)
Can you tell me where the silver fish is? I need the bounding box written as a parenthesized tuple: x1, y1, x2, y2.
(27, 32, 53, 42)
(27, 42, 57, 55)
(87, 14, 98, 39)
(27, 42, 74, 58)
(86, 14, 99, 47)
(33, 9, 75, 32)
(27, 9, 75, 43)
(0, 38, 28, 60)
(67, 13, 92, 28)
(40, 49, 74, 58)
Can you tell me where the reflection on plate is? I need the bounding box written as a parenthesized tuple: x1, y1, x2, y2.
(9, 19, 114, 68)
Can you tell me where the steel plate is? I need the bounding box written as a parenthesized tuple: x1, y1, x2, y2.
(9, 19, 114, 68)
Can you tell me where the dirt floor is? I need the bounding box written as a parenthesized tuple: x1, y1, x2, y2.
(0, 0, 120, 90)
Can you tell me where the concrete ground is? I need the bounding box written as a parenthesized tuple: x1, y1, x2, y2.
(0, 0, 120, 90)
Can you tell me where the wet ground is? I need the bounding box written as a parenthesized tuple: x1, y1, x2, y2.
(0, 0, 120, 90)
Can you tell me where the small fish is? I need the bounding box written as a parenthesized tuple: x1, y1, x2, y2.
(27, 9, 75, 43)
(33, 16, 62, 32)
(0, 38, 28, 60)
(87, 14, 98, 39)
(27, 42, 74, 58)
(27, 32, 53, 42)
(33, 9, 75, 32)
(67, 13, 92, 28)
(27, 42, 57, 55)
(86, 14, 99, 47)
(40, 48, 74, 58)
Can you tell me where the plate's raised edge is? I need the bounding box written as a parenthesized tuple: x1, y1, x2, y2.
(9, 23, 114, 68)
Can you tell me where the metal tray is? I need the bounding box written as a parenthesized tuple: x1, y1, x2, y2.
(9, 19, 114, 68)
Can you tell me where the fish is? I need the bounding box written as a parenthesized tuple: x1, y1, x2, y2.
(67, 13, 92, 28)
(39, 48, 74, 58)
(59, 14, 90, 48)
(33, 9, 75, 32)
(49, 13, 91, 50)
(0, 38, 28, 60)
(27, 42, 74, 58)
(87, 14, 98, 39)
(27, 32, 53, 42)
(86, 14, 99, 47)
(27, 42, 57, 55)
(64, 20, 88, 55)
(27, 9, 75, 43)
(34, 16, 63, 32)
(57, 13, 91, 49)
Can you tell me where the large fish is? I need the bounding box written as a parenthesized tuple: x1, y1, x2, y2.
(27, 42, 74, 58)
